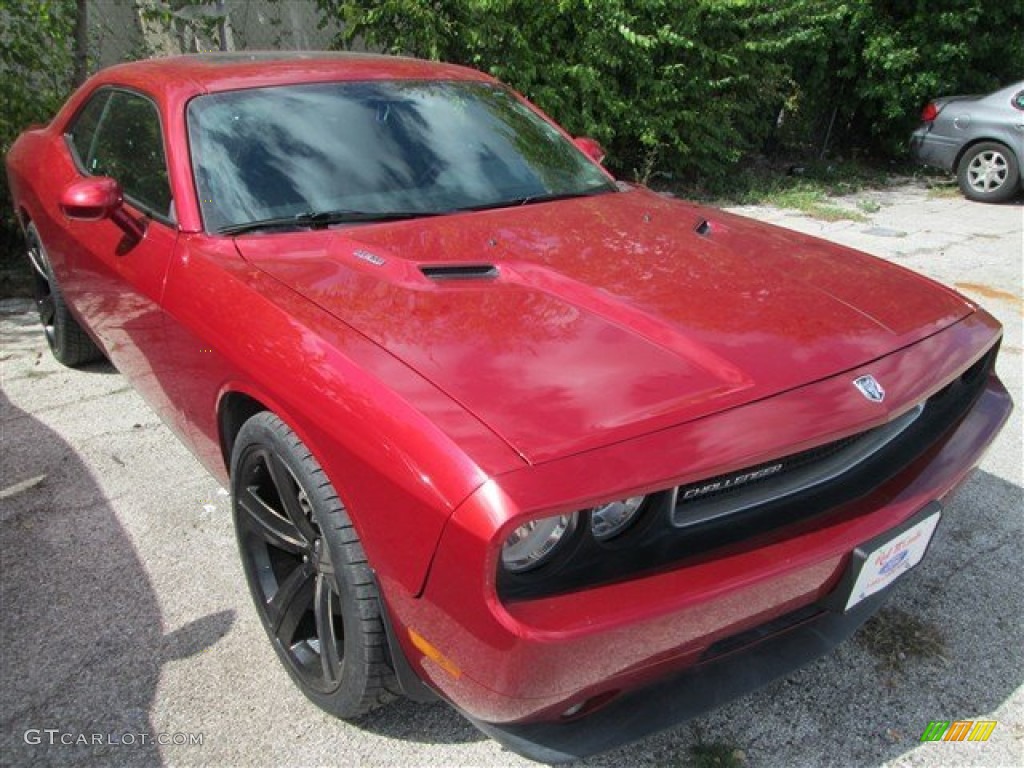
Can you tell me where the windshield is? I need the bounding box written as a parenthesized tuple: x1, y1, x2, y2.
(186, 81, 616, 233)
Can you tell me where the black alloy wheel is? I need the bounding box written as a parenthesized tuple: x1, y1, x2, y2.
(25, 223, 103, 367)
(231, 412, 399, 717)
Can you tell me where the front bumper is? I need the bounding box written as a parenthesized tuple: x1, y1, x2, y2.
(382, 314, 1011, 759)
(469, 580, 889, 762)
(468, 499, 948, 761)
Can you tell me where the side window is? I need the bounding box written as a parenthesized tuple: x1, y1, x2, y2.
(1013, 91, 1024, 111)
(67, 91, 110, 169)
(71, 90, 173, 219)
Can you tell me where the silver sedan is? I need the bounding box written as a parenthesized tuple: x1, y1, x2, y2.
(911, 81, 1024, 203)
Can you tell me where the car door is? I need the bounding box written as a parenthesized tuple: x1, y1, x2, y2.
(1012, 88, 1024, 155)
(61, 87, 183, 429)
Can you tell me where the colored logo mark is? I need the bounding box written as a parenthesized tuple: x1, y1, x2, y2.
(877, 548, 910, 576)
(920, 720, 997, 742)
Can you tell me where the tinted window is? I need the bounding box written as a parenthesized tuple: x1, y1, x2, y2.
(67, 91, 110, 168)
(73, 90, 173, 218)
(1013, 91, 1024, 111)
(187, 81, 615, 233)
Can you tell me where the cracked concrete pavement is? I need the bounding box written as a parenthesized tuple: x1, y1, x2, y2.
(1, 180, 1021, 767)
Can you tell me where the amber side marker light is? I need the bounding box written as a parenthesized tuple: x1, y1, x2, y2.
(408, 628, 462, 679)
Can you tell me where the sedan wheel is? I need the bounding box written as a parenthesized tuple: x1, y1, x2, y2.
(231, 412, 399, 717)
(957, 142, 1020, 203)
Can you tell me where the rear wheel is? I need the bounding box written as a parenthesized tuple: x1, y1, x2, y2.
(26, 223, 103, 367)
(956, 142, 1020, 203)
(230, 412, 399, 717)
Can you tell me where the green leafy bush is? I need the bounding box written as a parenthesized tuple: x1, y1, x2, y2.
(318, 0, 796, 182)
(1, 0, 76, 271)
(768, 0, 1024, 157)
(317, 0, 1024, 180)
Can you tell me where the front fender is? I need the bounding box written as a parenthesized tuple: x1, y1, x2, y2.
(160, 234, 524, 596)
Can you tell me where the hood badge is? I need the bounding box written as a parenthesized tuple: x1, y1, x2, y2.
(853, 375, 885, 403)
(353, 249, 385, 266)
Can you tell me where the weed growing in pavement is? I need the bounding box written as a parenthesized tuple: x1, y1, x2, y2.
(856, 607, 948, 672)
(689, 741, 747, 768)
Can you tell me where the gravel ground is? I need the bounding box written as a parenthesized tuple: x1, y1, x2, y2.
(1, 180, 1021, 768)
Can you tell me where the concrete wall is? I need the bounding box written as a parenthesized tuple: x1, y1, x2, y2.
(87, 0, 343, 69)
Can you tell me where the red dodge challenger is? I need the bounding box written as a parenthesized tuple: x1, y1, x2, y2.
(5, 53, 1012, 761)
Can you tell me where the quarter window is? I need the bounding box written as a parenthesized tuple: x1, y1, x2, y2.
(1013, 90, 1024, 111)
(66, 89, 173, 219)
(67, 91, 110, 169)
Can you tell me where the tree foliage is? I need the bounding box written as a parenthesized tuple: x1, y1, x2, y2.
(0, 0, 76, 154)
(1, 0, 77, 259)
(762, 0, 1024, 157)
(319, 0, 794, 180)
(317, 0, 1024, 180)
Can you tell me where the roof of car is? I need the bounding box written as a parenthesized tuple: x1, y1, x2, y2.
(89, 51, 494, 100)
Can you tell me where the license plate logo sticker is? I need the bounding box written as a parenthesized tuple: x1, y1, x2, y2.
(845, 511, 941, 610)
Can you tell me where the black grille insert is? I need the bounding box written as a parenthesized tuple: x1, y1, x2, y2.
(672, 402, 924, 527)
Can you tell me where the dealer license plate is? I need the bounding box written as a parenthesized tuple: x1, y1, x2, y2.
(844, 508, 942, 611)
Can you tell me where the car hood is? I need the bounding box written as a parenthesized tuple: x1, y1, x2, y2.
(235, 187, 971, 463)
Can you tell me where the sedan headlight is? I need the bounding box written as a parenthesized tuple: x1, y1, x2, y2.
(589, 496, 645, 540)
(501, 512, 578, 573)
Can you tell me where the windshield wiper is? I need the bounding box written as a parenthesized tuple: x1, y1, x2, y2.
(218, 208, 445, 236)
(517, 188, 614, 206)
(218, 188, 615, 235)
(455, 185, 615, 214)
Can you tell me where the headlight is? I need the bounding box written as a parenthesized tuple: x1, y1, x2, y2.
(501, 512, 578, 573)
(589, 496, 645, 540)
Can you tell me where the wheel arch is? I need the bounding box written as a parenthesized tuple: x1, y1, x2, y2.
(217, 390, 269, 475)
(222, 398, 438, 704)
(208, 347, 494, 599)
(953, 137, 1020, 174)
(214, 385, 435, 560)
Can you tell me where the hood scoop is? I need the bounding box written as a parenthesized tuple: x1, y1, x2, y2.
(420, 264, 499, 281)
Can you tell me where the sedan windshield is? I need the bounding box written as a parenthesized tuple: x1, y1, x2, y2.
(186, 81, 616, 234)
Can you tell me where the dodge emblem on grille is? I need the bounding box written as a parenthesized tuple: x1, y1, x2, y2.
(853, 374, 885, 403)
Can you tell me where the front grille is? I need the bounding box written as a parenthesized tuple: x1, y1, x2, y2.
(676, 434, 862, 507)
(672, 402, 924, 528)
(498, 343, 999, 601)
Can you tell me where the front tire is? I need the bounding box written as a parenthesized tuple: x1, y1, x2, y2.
(230, 412, 399, 718)
(25, 223, 103, 367)
(956, 141, 1020, 203)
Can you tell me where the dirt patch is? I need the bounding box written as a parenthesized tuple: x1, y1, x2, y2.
(955, 282, 1023, 315)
